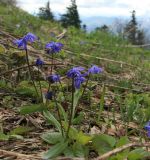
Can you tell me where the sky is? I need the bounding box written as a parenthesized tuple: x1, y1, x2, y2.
(17, 0, 150, 18)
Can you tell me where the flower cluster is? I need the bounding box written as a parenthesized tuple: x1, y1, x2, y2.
(14, 32, 37, 50)
(67, 65, 102, 89)
(45, 41, 63, 54)
(145, 121, 150, 137)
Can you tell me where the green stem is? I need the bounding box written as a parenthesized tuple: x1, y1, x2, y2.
(46, 82, 51, 105)
(66, 78, 74, 138)
(25, 49, 39, 97)
(53, 92, 64, 137)
(81, 74, 90, 98)
(51, 53, 54, 74)
(38, 66, 43, 103)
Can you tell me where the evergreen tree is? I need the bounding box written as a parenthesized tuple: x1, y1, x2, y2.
(38, 1, 54, 21)
(136, 30, 145, 45)
(125, 10, 137, 44)
(60, 0, 81, 28)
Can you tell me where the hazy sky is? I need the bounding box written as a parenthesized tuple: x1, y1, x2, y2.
(17, 0, 150, 18)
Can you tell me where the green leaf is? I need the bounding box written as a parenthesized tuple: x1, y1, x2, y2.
(64, 147, 75, 157)
(58, 103, 68, 123)
(9, 135, 23, 140)
(92, 134, 116, 155)
(15, 87, 37, 98)
(76, 131, 92, 145)
(73, 142, 89, 158)
(41, 132, 63, 144)
(72, 89, 82, 119)
(9, 126, 32, 135)
(43, 111, 61, 133)
(128, 148, 150, 160)
(20, 104, 45, 115)
(116, 136, 130, 147)
(72, 112, 84, 125)
(0, 132, 9, 141)
(42, 141, 68, 159)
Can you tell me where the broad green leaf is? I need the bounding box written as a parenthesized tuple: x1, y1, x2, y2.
(68, 127, 78, 140)
(15, 87, 37, 98)
(72, 112, 84, 125)
(43, 111, 61, 133)
(76, 131, 92, 145)
(116, 136, 130, 147)
(128, 148, 150, 160)
(73, 142, 89, 158)
(42, 141, 68, 159)
(92, 134, 116, 155)
(9, 126, 32, 135)
(0, 132, 9, 141)
(9, 135, 23, 140)
(41, 132, 63, 144)
(72, 89, 82, 119)
(20, 104, 45, 115)
(64, 147, 75, 157)
(58, 103, 68, 123)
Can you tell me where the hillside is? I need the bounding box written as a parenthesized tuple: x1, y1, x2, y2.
(0, 4, 150, 160)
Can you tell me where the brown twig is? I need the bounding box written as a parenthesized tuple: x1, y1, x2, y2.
(95, 142, 150, 160)
(0, 149, 41, 160)
(0, 63, 63, 76)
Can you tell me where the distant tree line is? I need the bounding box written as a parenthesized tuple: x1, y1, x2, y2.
(2, 0, 146, 44)
(96, 10, 145, 45)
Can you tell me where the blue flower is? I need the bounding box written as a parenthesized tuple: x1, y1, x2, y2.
(35, 58, 44, 66)
(23, 32, 37, 43)
(14, 32, 37, 50)
(74, 76, 86, 89)
(45, 91, 53, 100)
(45, 41, 63, 54)
(47, 74, 60, 83)
(88, 65, 102, 74)
(67, 67, 85, 78)
(14, 38, 27, 50)
(145, 121, 150, 137)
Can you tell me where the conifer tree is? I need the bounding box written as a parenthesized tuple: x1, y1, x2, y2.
(60, 0, 81, 28)
(125, 10, 137, 44)
(38, 1, 54, 21)
(136, 30, 145, 45)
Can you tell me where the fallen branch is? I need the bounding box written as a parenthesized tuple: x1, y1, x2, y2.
(0, 63, 64, 76)
(0, 149, 41, 160)
(95, 142, 150, 160)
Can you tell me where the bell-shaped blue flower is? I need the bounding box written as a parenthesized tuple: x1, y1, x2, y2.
(67, 67, 85, 78)
(47, 74, 60, 83)
(88, 65, 102, 74)
(45, 41, 63, 54)
(74, 76, 86, 89)
(14, 32, 37, 50)
(23, 32, 37, 43)
(35, 58, 44, 66)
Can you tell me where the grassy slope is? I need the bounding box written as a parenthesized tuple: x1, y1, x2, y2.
(0, 4, 150, 84)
